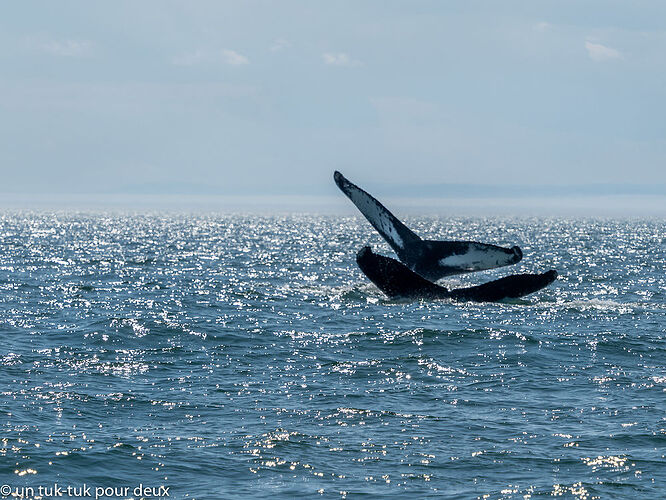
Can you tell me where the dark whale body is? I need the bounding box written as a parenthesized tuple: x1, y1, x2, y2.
(356, 246, 557, 302)
(334, 171, 522, 281)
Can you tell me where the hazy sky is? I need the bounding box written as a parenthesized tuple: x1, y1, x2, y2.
(2, 1, 666, 205)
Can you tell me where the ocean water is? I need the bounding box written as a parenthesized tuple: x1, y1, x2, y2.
(1, 213, 664, 499)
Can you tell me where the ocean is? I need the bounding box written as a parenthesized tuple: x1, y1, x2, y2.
(1, 213, 664, 499)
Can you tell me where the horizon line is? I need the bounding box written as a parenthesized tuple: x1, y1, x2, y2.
(1, 192, 666, 217)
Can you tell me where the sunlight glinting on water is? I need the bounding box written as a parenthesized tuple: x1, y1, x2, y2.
(0, 213, 664, 498)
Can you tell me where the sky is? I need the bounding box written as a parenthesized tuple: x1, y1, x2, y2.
(1, 1, 666, 213)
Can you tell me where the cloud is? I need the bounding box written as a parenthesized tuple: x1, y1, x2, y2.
(173, 48, 249, 66)
(533, 22, 550, 32)
(270, 38, 291, 52)
(0, 81, 258, 113)
(27, 37, 93, 57)
(322, 52, 362, 67)
(220, 49, 249, 65)
(585, 41, 623, 61)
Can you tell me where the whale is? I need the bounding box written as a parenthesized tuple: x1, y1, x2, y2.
(334, 171, 522, 281)
(356, 246, 557, 302)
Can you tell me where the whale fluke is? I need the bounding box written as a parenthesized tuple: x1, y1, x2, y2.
(356, 246, 557, 302)
(334, 171, 421, 255)
(335, 171, 522, 280)
(356, 245, 445, 300)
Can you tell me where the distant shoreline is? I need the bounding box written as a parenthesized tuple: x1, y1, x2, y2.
(1, 192, 666, 216)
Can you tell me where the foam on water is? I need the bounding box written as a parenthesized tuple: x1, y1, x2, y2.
(1, 213, 665, 498)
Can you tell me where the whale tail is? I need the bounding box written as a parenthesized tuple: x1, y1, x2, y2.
(416, 240, 523, 280)
(356, 246, 557, 302)
(335, 170, 523, 280)
(356, 246, 446, 299)
(447, 270, 558, 302)
(334, 171, 421, 261)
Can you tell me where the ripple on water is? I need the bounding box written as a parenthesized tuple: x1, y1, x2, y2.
(0, 214, 664, 498)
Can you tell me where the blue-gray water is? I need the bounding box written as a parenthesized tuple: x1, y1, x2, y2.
(1, 214, 664, 499)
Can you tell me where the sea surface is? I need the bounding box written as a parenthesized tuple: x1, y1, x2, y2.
(1, 213, 664, 499)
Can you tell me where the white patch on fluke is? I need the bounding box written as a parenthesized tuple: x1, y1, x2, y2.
(438, 245, 508, 270)
(347, 185, 404, 249)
